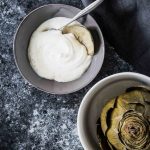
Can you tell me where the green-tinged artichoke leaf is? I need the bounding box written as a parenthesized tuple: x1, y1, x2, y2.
(97, 86, 150, 150)
(141, 90, 150, 121)
(142, 89, 150, 103)
(100, 98, 116, 135)
(117, 90, 144, 110)
(97, 119, 112, 150)
(108, 141, 117, 150)
(62, 25, 94, 55)
(134, 103, 145, 114)
(144, 104, 150, 122)
(106, 102, 126, 150)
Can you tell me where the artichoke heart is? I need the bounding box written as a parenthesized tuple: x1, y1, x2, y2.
(97, 86, 150, 150)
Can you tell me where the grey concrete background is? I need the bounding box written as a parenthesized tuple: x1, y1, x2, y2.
(0, 0, 134, 149)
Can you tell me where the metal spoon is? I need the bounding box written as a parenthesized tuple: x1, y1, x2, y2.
(51, 0, 104, 31)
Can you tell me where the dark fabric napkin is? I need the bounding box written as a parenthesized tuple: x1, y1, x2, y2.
(82, 0, 150, 76)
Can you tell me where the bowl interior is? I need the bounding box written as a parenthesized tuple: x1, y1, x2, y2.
(78, 73, 150, 150)
(14, 4, 104, 94)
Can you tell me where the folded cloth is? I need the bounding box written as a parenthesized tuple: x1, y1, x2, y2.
(82, 0, 150, 76)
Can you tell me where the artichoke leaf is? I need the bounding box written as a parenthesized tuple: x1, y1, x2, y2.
(97, 119, 112, 150)
(106, 100, 127, 150)
(141, 91, 150, 121)
(100, 98, 116, 135)
(62, 25, 94, 56)
(117, 91, 144, 110)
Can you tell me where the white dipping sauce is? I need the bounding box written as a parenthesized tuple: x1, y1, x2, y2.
(28, 17, 92, 82)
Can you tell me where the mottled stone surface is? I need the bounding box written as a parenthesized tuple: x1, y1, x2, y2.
(0, 0, 134, 149)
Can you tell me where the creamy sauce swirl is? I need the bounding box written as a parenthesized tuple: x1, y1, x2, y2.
(28, 17, 92, 82)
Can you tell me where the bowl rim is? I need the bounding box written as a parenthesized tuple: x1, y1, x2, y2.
(77, 72, 150, 149)
(13, 4, 105, 94)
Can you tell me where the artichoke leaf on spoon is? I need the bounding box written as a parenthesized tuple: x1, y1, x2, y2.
(62, 25, 94, 56)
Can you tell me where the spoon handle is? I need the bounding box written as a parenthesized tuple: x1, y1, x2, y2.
(60, 0, 104, 29)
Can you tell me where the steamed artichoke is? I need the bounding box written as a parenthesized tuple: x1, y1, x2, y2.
(97, 86, 150, 150)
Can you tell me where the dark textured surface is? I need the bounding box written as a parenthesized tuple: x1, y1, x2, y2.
(0, 0, 134, 149)
(82, 0, 150, 76)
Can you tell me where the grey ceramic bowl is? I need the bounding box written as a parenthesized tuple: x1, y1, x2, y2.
(77, 72, 150, 150)
(13, 4, 105, 94)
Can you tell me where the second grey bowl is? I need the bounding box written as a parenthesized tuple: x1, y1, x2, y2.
(13, 4, 105, 94)
(77, 72, 150, 150)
